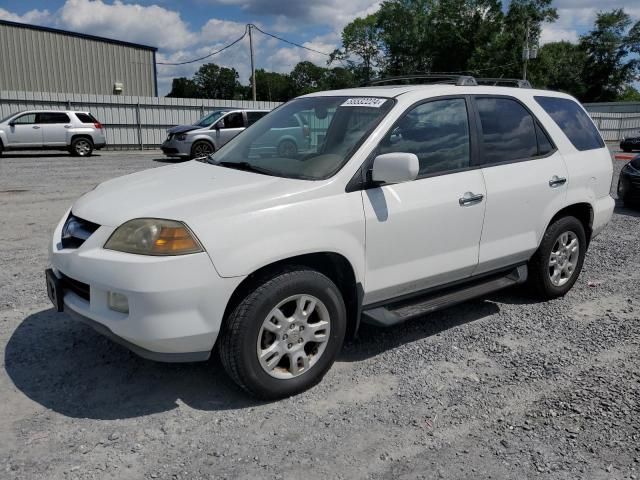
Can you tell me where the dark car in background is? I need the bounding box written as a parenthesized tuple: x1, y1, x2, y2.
(618, 155, 640, 207)
(620, 132, 640, 152)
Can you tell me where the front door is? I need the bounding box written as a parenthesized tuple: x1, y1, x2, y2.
(5, 113, 42, 147)
(362, 97, 487, 305)
(215, 111, 246, 147)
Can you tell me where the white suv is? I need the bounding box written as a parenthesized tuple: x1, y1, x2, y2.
(0, 110, 106, 156)
(46, 78, 614, 399)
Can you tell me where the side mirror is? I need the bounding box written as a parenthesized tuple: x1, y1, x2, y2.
(371, 152, 419, 185)
(214, 122, 221, 130)
(8, 121, 15, 127)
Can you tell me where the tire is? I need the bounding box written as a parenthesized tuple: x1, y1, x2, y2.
(190, 141, 214, 159)
(277, 139, 297, 158)
(528, 216, 586, 299)
(219, 267, 346, 399)
(70, 137, 93, 157)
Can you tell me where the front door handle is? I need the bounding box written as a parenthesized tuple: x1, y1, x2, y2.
(32, 125, 41, 129)
(64, 125, 72, 128)
(549, 175, 567, 187)
(459, 192, 484, 206)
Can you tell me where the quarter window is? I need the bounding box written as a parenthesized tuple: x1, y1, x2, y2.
(534, 96, 604, 151)
(476, 97, 539, 164)
(379, 98, 471, 176)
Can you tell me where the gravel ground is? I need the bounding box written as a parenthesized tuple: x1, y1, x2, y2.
(1, 149, 638, 480)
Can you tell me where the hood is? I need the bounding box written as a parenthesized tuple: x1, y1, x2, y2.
(72, 161, 312, 227)
(167, 124, 203, 134)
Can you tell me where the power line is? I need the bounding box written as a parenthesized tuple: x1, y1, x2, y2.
(250, 24, 333, 58)
(157, 25, 248, 65)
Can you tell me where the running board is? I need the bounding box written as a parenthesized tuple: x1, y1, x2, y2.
(362, 265, 527, 328)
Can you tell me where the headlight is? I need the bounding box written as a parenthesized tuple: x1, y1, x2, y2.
(177, 133, 187, 141)
(104, 218, 203, 256)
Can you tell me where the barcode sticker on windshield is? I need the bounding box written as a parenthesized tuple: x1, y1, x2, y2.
(341, 97, 387, 108)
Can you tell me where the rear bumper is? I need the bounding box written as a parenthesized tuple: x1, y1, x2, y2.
(620, 139, 640, 151)
(591, 195, 615, 238)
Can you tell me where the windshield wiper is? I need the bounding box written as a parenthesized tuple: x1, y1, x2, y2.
(213, 161, 276, 176)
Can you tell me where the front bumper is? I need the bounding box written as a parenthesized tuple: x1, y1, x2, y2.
(161, 138, 191, 157)
(48, 212, 244, 362)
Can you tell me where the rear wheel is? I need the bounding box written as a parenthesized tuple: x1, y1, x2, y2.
(219, 268, 346, 399)
(190, 141, 214, 159)
(528, 216, 586, 299)
(70, 137, 93, 157)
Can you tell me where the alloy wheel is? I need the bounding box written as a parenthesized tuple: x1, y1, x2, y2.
(548, 231, 579, 287)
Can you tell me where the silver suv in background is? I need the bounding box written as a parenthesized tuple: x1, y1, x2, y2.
(0, 110, 106, 157)
(162, 109, 274, 159)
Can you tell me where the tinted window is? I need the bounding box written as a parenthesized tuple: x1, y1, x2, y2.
(379, 98, 470, 175)
(535, 96, 605, 151)
(223, 112, 244, 129)
(477, 97, 538, 164)
(75, 113, 96, 123)
(535, 122, 554, 156)
(13, 113, 36, 125)
(247, 111, 268, 126)
(37, 112, 71, 124)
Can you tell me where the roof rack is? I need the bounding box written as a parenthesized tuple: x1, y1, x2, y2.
(474, 78, 532, 88)
(364, 74, 532, 88)
(366, 74, 478, 87)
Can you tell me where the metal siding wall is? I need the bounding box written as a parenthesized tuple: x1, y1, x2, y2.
(0, 23, 155, 96)
(0, 90, 282, 148)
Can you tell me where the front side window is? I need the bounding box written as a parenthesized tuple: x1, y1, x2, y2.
(208, 96, 393, 180)
(379, 98, 471, 176)
(534, 96, 604, 151)
(222, 112, 244, 129)
(476, 97, 539, 164)
(12, 113, 36, 125)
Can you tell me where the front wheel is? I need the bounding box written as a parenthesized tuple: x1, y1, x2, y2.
(190, 141, 214, 159)
(528, 216, 586, 299)
(219, 268, 346, 399)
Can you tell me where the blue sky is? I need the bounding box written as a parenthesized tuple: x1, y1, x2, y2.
(1, 0, 638, 95)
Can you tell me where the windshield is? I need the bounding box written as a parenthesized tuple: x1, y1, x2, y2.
(207, 96, 393, 180)
(0, 112, 18, 123)
(195, 110, 228, 127)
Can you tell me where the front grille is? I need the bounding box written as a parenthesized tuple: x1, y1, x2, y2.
(61, 213, 100, 249)
(60, 273, 90, 302)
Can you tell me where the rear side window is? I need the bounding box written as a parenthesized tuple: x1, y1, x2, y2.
(246, 111, 268, 126)
(37, 112, 71, 124)
(476, 97, 538, 164)
(534, 96, 604, 151)
(75, 113, 97, 124)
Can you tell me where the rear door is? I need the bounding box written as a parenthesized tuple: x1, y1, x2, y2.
(472, 95, 568, 274)
(4, 113, 41, 147)
(37, 112, 72, 146)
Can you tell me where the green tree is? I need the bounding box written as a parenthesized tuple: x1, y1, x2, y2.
(580, 9, 640, 102)
(330, 14, 383, 82)
(253, 69, 295, 102)
(290, 61, 327, 96)
(528, 41, 588, 98)
(166, 77, 200, 98)
(193, 63, 241, 99)
(618, 85, 640, 102)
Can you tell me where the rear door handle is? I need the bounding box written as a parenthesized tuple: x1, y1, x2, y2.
(64, 125, 72, 128)
(459, 192, 484, 206)
(32, 125, 40, 129)
(549, 175, 567, 188)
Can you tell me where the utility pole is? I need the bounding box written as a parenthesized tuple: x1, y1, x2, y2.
(522, 21, 529, 81)
(248, 24, 257, 102)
